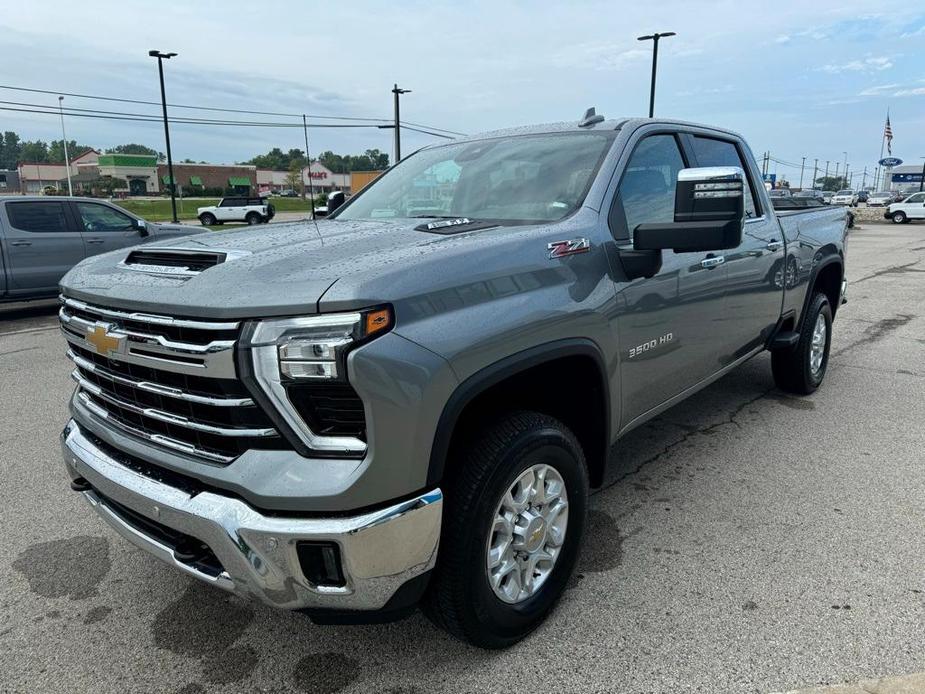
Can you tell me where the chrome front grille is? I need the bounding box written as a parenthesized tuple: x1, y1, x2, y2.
(59, 297, 283, 464)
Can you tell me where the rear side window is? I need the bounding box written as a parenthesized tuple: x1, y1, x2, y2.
(220, 198, 244, 207)
(6, 202, 70, 233)
(689, 136, 760, 218)
(247, 198, 266, 206)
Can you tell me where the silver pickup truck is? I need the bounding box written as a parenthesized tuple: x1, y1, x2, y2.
(0, 196, 200, 303)
(58, 115, 848, 648)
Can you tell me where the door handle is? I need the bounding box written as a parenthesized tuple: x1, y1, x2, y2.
(10, 240, 32, 247)
(766, 240, 782, 252)
(86, 238, 104, 244)
(701, 255, 725, 269)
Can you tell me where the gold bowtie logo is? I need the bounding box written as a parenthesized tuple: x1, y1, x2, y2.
(86, 324, 123, 356)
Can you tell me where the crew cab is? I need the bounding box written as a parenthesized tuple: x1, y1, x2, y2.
(884, 191, 925, 223)
(58, 115, 848, 648)
(0, 196, 201, 303)
(197, 196, 275, 226)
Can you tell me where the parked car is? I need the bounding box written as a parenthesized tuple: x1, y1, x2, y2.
(821, 190, 836, 204)
(856, 190, 869, 203)
(867, 191, 893, 207)
(891, 190, 909, 203)
(59, 115, 848, 648)
(0, 196, 203, 304)
(197, 196, 275, 225)
(278, 189, 299, 198)
(830, 190, 858, 206)
(794, 189, 825, 202)
(884, 190, 925, 223)
(768, 189, 792, 198)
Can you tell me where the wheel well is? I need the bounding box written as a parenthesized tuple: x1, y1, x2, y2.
(813, 261, 843, 317)
(437, 354, 609, 489)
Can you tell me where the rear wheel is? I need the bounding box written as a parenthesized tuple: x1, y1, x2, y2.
(892, 211, 907, 224)
(772, 291, 832, 394)
(424, 411, 589, 648)
(245, 212, 261, 225)
(199, 212, 216, 226)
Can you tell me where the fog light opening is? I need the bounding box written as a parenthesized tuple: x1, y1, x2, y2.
(296, 541, 346, 588)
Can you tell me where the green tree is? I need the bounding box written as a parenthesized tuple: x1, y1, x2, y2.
(814, 176, 848, 190)
(0, 131, 22, 169)
(48, 139, 96, 164)
(19, 140, 50, 162)
(285, 161, 302, 195)
(108, 143, 157, 155)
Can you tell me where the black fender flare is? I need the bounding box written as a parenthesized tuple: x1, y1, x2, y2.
(426, 338, 610, 488)
(799, 252, 843, 325)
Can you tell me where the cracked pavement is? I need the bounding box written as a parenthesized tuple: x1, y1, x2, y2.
(1, 222, 923, 693)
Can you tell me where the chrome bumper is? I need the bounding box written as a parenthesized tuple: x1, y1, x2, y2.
(61, 420, 442, 611)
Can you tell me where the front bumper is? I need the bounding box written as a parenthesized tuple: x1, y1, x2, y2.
(61, 420, 442, 611)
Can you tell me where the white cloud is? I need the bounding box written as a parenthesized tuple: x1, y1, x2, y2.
(774, 34, 791, 44)
(820, 56, 893, 73)
(858, 83, 901, 96)
(893, 87, 925, 96)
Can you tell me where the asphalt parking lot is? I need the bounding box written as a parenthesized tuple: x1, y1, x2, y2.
(1, 222, 923, 694)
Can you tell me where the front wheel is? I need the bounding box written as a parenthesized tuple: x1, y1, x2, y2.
(892, 211, 907, 224)
(424, 411, 589, 648)
(772, 291, 833, 394)
(199, 213, 216, 226)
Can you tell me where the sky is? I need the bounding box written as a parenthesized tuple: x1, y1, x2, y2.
(1, 0, 923, 184)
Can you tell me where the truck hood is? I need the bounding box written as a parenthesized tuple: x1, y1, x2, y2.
(59, 217, 541, 319)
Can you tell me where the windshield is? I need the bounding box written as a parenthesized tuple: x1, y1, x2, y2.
(334, 132, 615, 224)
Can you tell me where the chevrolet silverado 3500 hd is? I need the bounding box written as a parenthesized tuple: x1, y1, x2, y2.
(58, 116, 848, 648)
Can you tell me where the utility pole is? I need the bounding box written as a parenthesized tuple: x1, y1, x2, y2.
(862, 166, 867, 189)
(920, 157, 925, 193)
(302, 114, 315, 220)
(813, 159, 818, 190)
(845, 164, 850, 188)
(824, 160, 830, 182)
(392, 84, 411, 163)
(149, 50, 179, 223)
(57, 96, 73, 196)
(835, 161, 840, 183)
(637, 32, 676, 117)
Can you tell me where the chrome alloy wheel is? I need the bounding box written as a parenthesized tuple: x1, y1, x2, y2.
(486, 463, 569, 604)
(810, 313, 827, 375)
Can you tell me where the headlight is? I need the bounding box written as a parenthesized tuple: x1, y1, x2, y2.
(242, 307, 393, 456)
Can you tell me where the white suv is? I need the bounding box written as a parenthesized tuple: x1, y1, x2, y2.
(830, 190, 858, 207)
(885, 191, 925, 224)
(198, 196, 275, 226)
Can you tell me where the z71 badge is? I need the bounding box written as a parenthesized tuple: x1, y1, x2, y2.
(547, 238, 591, 259)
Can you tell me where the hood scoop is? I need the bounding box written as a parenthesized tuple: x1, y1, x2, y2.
(119, 247, 251, 278)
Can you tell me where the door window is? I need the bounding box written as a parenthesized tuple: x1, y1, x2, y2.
(6, 202, 71, 233)
(612, 134, 685, 239)
(76, 203, 134, 232)
(689, 136, 760, 218)
(905, 192, 925, 203)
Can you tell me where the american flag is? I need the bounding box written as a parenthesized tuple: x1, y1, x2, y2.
(884, 113, 893, 155)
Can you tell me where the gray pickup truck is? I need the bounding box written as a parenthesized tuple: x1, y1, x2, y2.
(0, 196, 200, 303)
(58, 115, 848, 648)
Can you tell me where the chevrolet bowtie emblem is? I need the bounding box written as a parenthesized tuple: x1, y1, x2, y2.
(86, 324, 123, 356)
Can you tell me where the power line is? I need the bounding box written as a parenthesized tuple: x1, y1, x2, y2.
(0, 83, 465, 135)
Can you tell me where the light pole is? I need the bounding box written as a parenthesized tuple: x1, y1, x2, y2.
(824, 160, 830, 182)
(57, 96, 73, 196)
(637, 32, 676, 118)
(149, 50, 179, 223)
(799, 156, 806, 189)
(392, 84, 411, 163)
(813, 158, 818, 190)
(920, 157, 925, 193)
(302, 114, 315, 220)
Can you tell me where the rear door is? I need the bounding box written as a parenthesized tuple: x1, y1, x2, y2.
(687, 134, 784, 355)
(609, 132, 730, 425)
(73, 201, 146, 256)
(2, 200, 87, 295)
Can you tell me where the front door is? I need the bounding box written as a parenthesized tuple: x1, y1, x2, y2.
(129, 179, 146, 196)
(610, 133, 730, 427)
(74, 201, 146, 256)
(2, 200, 86, 295)
(687, 135, 784, 355)
(903, 192, 925, 218)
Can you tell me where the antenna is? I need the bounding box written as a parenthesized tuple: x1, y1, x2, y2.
(579, 107, 605, 128)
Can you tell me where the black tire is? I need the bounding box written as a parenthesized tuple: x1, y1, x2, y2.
(423, 411, 589, 648)
(245, 212, 261, 225)
(772, 291, 833, 395)
(892, 211, 907, 224)
(199, 213, 216, 226)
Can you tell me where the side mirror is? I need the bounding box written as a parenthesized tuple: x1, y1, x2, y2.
(327, 191, 346, 214)
(134, 218, 149, 236)
(634, 167, 745, 253)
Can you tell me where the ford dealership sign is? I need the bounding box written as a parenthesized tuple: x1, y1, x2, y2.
(878, 157, 903, 167)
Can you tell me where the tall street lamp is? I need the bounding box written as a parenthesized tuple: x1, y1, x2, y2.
(637, 32, 676, 118)
(58, 96, 73, 196)
(392, 84, 411, 163)
(149, 50, 179, 223)
(919, 157, 925, 193)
